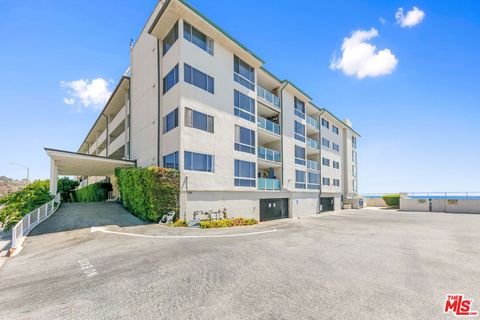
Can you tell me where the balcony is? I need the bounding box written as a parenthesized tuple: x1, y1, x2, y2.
(258, 178, 281, 191)
(307, 160, 319, 171)
(257, 116, 280, 135)
(258, 146, 281, 163)
(307, 137, 319, 150)
(257, 85, 280, 108)
(306, 115, 319, 129)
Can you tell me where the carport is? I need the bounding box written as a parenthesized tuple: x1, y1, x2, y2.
(45, 148, 136, 194)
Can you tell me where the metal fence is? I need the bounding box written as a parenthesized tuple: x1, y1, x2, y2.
(406, 192, 480, 200)
(11, 193, 61, 249)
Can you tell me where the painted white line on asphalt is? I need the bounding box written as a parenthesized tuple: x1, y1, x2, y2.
(78, 259, 98, 278)
(90, 226, 278, 239)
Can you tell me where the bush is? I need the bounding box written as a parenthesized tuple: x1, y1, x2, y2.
(383, 194, 400, 207)
(0, 180, 53, 231)
(74, 182, 111, 202)
(57, 177, 79, 202)
(200, 218, 258, 229)
(171, 219, 188, 227)
(115, 167, 179, 223)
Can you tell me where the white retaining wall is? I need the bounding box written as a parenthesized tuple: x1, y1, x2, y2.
(400, 198, 480, 214)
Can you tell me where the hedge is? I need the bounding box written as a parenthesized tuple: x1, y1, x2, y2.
(382, 194, 400, 207)
(115, 166, 179, 222)
(74, 182, 111, 202)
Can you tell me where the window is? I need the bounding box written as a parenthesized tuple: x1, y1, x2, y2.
(234, 55, 255, 90)
(332, 125, 339, 134)
(352, 136, 357, 148)
(234, 90, 255, 122)
(321, 118, 330, 129)
(163, 22, 178, 56)
(234, 160, 256, 187)
(295, 145, 306, 165)
(333, 179, 340, 187)
(163, 108, 178, 133)
(322, 157, 330, 167)
(308, 172, 320, 189)
(184, 63, 214, 94)
(163, 64, 179, 94)
(235, 126, 255, 154)
(322, 138, 330, 148)
(322, 177, 331, 186)
(184, 151, 214, 172)
(185, 108, 214, 133)
(183, 21, 214, 55)
(294, 97, 305, 119)
(295, 170, 306, 189)
(163, 151, 179, 170)
(332, 143, 340, 152)
(333, 161, 340, 169)
(352, 150, 357, 162)
(294, 121, 305, 142)
(352, 165, 356, 177)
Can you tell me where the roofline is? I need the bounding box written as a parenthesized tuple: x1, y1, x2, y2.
(147, 0, 265, 64)
(45, 148, 137, 164)
(283, 80, 313, 100)
(320, 108, 361, 137)
(259, 66, 283, 84)
(78, 75, 130, 152)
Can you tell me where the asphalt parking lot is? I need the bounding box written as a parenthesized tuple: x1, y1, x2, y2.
(0, 203, 479, 320)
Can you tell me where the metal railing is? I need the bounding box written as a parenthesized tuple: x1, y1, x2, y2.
(257, 116, 280, 135)
(307, 160, 320, 171)
(258, 178, 281, 191)
(11, 193, 61, 249)
(258, 146, 281, 163)
(257, 85, 280, 108)
(306, 115, 319, 129)
(307, 137, 319, 149)
(406, 192, 480, 200)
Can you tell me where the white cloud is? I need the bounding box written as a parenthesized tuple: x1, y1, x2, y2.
(379, 17, 386, 25)
(395, 7, 425, 28)
(61, 78, 111, 110)
(330, 28, 398, 79)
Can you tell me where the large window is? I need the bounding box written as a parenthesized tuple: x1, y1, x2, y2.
(235, 126, 255, 154)
(307, 172, 320, 189)
(333, 179, 340, 187)
(322, 157, 330, 167)
(321, 118, 330, 129)
(333, 143, 340, 152)
(234, 159, 256, 187)
(183, 21, 214, 55)
(163, 22, 178, 56)
(352, 136, 357, 148)
(234, 90, 255, 122)
(295, 170, 306, 189)
(234, 55, 255, 90)
(163, 151, 179, 170)
(163, 108, 178, 133)
(184, 63, 214, 94)
(333, 160, 340, 169)
(185, 108, 214, 133)
(295, 145, 306, 165)
(294, 97, 305, 119)
(322, 138, 330, 148)
(184, 151, 214, 172)
(163, 64, 179, 94)
(294, 121, 305, 142)
(332, 125, 339, 134)
(322, 177, 331, 186)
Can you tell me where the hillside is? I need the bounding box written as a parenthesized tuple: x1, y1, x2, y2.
(0, 176, 28, 199)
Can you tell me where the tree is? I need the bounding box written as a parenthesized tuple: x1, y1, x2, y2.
(57, 177, 80, 202)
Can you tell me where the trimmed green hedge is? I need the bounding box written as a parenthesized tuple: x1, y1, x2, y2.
(383, 194, 400, 207)
(74, 182, 111, 202)
(115, 167, 179, 222)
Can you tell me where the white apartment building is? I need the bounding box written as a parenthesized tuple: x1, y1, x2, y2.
(50, 0, 360, 221)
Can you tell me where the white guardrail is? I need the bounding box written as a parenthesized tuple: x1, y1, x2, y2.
(11, 193, 61, 250)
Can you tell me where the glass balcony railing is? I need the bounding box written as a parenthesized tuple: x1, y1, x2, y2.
(257, 85, 280, 108)
(258, 178, 281, 191)
(257, 116, 280, 135)
(306, 115, 319, 129)
(258, 146, 281, 163)
(307, 160, 320, 171)
(307, 137, 319, 149)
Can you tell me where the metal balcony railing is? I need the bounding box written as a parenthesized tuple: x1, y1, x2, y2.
(257, 85, 280, 108)
(258, 116, 280, 135)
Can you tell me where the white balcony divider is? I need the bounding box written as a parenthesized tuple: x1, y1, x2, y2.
(108, 105, 126, 133)
(109, 131, 126, 155)
(11, 193, 61, 250)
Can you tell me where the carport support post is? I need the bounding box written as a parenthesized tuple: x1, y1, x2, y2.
(49, 159, 58, 195)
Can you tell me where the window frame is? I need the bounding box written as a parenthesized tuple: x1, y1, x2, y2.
(332, 125, 339, 135)
(321, 118, 330, 129)
(294, 121, 306, 142)
(184, 63, 214, 94)
(183, 21, 214, 55)
(322, 138, 330, 148)
(234, 159, 256, 187)
(234, 90, 256, 123)
(185, 107, 214, 133)
(163, 108, 178, 133)
(295, 170, 306, 189)
(294, 97, 305, 119)
(233, 55, 255, 90)
(295, 145, 306, 166)
(184, 151, 214, 173)
(163, 64, 179, 94)
(162, 21, 178, 56)
(234, 125, 256, 154)
(163, 151, 179, 170)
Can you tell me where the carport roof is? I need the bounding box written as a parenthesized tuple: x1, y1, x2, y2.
(45, 148, 136, 176)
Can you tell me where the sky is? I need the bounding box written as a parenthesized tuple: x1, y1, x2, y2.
(0, 0, 479, 193)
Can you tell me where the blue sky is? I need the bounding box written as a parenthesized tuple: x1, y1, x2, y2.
(0, 0, 479, 193)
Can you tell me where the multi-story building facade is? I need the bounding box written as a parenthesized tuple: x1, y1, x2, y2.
(76, 0, 359, 221)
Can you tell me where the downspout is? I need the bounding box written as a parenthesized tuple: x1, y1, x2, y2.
(156, 38, 162, 166)
(102, 113, 108, 157)
(318, 109, 326, 209)
(279, 82, 288, 189)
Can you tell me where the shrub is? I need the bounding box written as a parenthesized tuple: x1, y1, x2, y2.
(74, 182, 111, 202)
(171, 219, 187, 227)
(200, 218, 258, 229)
(57, 177, 79, 202)
(115, 167, 180, 223)
(383, 194, 400, 207)
(0, 180, 53, 231)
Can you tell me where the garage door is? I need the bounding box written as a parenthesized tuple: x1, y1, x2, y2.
(260, 198, 289, 222)
(320, 197, 334, 212)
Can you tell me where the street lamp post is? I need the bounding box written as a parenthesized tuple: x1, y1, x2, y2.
(9, 162, 29, 184)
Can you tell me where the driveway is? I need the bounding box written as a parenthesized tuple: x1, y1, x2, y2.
(0, 206, 479, 320)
